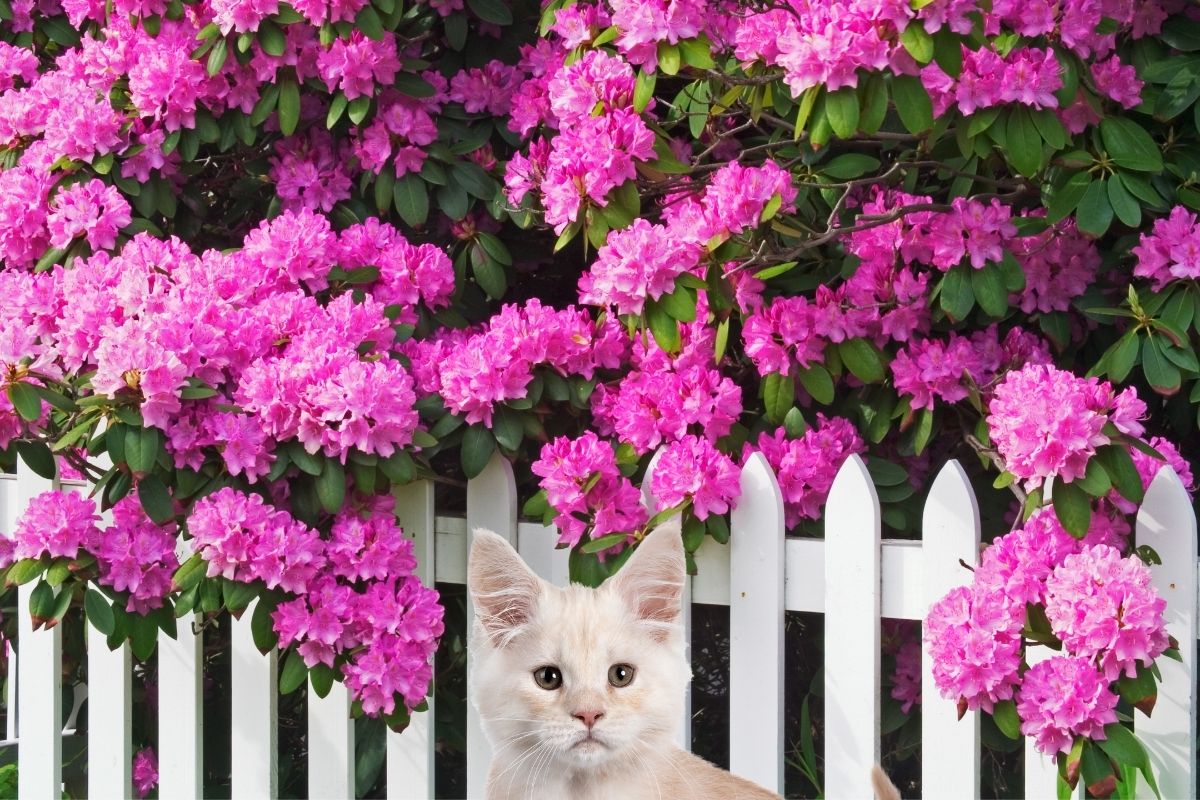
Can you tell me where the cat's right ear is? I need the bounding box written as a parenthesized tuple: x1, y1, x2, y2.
(468, 528, 542, 647)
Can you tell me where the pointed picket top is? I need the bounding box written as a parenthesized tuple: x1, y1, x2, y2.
(465, 452, 518, 800)
(920, 459, 981, 800)
(729, 451, 785, 794)
(1136, 466, 1197, 800)
(824, 453, 882, 799)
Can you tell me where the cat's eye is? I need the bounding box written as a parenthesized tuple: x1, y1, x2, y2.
(532, 665, 562, 690)
(608, 664, 635, 688)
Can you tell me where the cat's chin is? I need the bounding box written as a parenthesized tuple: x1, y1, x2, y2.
(560, 734, 620, 768)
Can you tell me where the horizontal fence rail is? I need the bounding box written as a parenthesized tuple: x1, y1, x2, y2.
(0, 450, 1195, 799)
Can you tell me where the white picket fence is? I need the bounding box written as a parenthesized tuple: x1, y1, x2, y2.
(0, 449, 1195, 799)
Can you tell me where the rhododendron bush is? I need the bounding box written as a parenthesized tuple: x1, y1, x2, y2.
(1, 0, 1199, 793)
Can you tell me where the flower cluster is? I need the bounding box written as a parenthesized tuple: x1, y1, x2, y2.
(987, 364, 1146, 489)
(1011, 216, 1100, 314)
(132, 748, 158, 799)
(1133, 206, 1200, 290)
(921, 47, 1062, 118)
(650, 435, 740, 520)
(928, 507, 1171, 755)
(531, 432, 648, 549)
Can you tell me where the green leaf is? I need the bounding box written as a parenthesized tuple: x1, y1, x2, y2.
(172, 552, 207, 592)
(491, 407, 523, 451)
(939, 266, 975, 321)
(16, 441, 56, 480)
(348, 96, 371, 125)
(1005, 107, 1043, 177)
(1076, 179, 1113, 237)
(279, 648, 309, 694)
(1075, 458, 1112, 497)
(316, 458, 346, 513)
(206, 36, 228, 76)
(222, 578, 258, 618)
(250, 597, 278, 654)
(1142, 336, 1182, 395)
(891, 75, 933, 133)
(580, 532, 628, 554)
(633, 69, 656, 114)
(452, 162, 496, 201)
(970, 264, 1008, 318)
(461, 425, 496, 480)
(899, 23, 934, 64)
(6, 558, 45, 587)
(838, 339, 885, 383)
(124, 426, 161, 474)
(992, 699, 1021, 739)
(393, 173, 429, 228)
(1046, 173, 1091, 224)
(912, 408, 934, 455)
(85, 589, 116, 636)
(1100, 118, 1163, 173)
(825, 87, 860, 139)
(310, 662, 336, 698)
(646, 301, 681, 353)
(678, 36, 715, 69)
(1097, 724, 1160, 800)
(657, 42, 681, 76)
(277, 77, 300, 137)
(1106, 175, 1142, 227)
(762, 373, 795, 426)
(137, 475, 175, 525)
(1052, 478, 1092, 539)
(795, 364, 834, 405)
(7, 382, 41, 422)
(28, 581, 54, 628)
(471, 245, 507, 300)
(257, 21, 286, 55)
(1095, 444, 1144, 505)
(466, 0, 511, 24)
(658, 285, 696, 322)
(822, 153, 881, 180)
(355, 5, 384, 39)
(373, 167, 395, 215)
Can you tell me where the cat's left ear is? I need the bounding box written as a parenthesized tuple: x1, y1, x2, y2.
(468, 528, 543, 647)
(609, 519, 685, 635)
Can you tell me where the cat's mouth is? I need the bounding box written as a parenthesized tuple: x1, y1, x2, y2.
(571, 732, 608, 751)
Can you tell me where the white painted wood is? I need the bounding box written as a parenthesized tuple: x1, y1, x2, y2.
(230, 602, 277, 799)
(783, 537, 924, 618)
(691, 537, 730, 605)
(517, 522, 569, 587)
(159, 613, 203, 799)
(641, 448, 692, 752)
(728, 452, 785, 794)
(919, 460, 981, 800)
(10, 462, 62, 800)
(388, 479, 437, 800)
(1023, 646, 1061, 799)
(823, 454, 881, 800)
(465, 453, 517, 800)
(307, 681, 354, 799)
(87, 626, 131, 799)
(1137, 466, 1197, 800)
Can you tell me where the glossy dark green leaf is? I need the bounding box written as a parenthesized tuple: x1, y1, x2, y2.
(795, 364, 834, 405)
(461, 425, 496, 480)
(1100, 118, 1163, 173)
(825, 87, 860, 138)
(137, 475, 175, 525)
(6, 382, 41, 422)
(1005, 107, 1043, 177)
(1075, 179, 1113, 237)
(762, 372, 795, 425)
(891, 76, 933, 133)
(277, 77, 300, 137)
(393, 173, 429, 227)
(466, 0, 512, 24)
(970, 264, 1008, 318)
(838, 338, 885, 384)
(316, 458, 346, 513)
(279, 648, 309, 694)
(939, 266, 975, 321)
(1052, 478, 1092, 539)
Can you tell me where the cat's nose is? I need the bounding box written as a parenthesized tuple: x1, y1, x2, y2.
(573, 709, 604, 729)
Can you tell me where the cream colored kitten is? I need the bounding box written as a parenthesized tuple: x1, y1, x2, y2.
(467, 521, 781, 800)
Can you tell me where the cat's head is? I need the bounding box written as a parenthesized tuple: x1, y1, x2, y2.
(467, 522, 690, 773)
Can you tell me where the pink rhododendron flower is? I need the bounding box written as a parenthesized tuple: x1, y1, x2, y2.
(93, 498, 179, 614)
(924, 584, 1022, 713)
(1016, 656, 1119, 756)
(1133, 206, 1200, 290)
(987, 365, 1146, 489)
(132, 747, 159, 799)
(650, 435, 741, 520)
(47, 179, 132, 251)
(12, 490, 98, 561)
(1045, 544, 1170, 681)
(579, 219, 701, 316)
(531, 432, 648, 549)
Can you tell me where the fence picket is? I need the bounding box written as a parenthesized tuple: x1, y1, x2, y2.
(1137, 466, 1197, 800)
(1023, 646, 1061, 798)
(388, 479, 437, 800)
(86, 627, 131, 799)
(641, 448, 693, 752)
(728, 452, 785, 794)
(823, 454, 882, 799)
(465, 453, 517, 800)
(920, 460, 981, 799)
(9, 463, 62, 800)
(158, 613, 203, 799)
(230, 602, 277, 799)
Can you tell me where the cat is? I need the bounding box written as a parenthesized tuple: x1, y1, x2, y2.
(467, 520, 782, 799)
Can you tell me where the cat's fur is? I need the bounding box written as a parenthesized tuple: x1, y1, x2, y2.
(467, 521, 781, 799)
